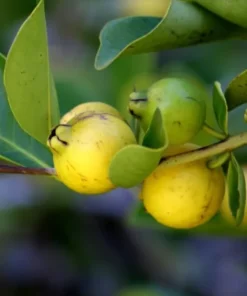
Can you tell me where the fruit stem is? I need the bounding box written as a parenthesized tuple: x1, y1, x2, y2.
(0, 165, 56, 175)
(161, 132, 247, 168)
(202, 123, 227, 140)
(134, 118, 141, 142)
(207, 152, 231, 169)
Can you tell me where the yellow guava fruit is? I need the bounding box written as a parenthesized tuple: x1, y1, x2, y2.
(141, 144, 225, 229)
(48, 112, 136, 194)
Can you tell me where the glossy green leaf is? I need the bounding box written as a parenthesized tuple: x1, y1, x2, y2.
(212, 81, 228, 135)
(4, 0, 60, 145)
(109, 108, 168, 188)
(0, 55, 52, 168)
(189, 0, 247, 29)
(227, 154, 246, 226)
(109, 144, 166, 188)
(225, 69, 247, 111)
(142, 108, 167, 149)
(95, 0, 247, 70)
(227, 157, 240, 219)
(0, 53, 5, 69)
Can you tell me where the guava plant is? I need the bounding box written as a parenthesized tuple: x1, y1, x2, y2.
(1, 0, 247, 233)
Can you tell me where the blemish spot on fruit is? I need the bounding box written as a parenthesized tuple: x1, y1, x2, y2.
(173, 121, 181, 126)
(185, 96, 198, 103)
(200, 214, 205, 221)
(153, 172, 158, 179)
(67, 161, 77, 173)
(170, 29, 179, 38)
(96, 141, 103, 150)
(99, 114, 108, 120)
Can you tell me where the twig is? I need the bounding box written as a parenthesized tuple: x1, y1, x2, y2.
(0, 165, 55, 176)
(0, 132, 247, 176)
(161, 132, 247, 168)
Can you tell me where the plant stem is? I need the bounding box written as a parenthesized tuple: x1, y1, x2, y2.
(207, 152, 231, 169)
(0, 165, 55, 176)
(134, 118, 141, 142)
(202, 123, 226, 140)
(161, 132, 247, 168)
(0, 132, 247, 176)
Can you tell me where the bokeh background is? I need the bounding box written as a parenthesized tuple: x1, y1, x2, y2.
(0, 0, 247, 295)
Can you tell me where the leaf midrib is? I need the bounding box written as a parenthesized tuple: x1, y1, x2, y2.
(0, 134, 50, 168)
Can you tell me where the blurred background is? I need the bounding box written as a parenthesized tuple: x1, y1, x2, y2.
(0, 0, 247, 295)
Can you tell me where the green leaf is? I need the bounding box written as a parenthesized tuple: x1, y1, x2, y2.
(212, 81, 228, 135)
(95, 0, 247, 70)
(227, 158, 240, 219)
(189, 0, 247, 29)
(4, 0, 60, 145)
(225, 69, 247, 111)
(109, 144, 166, 188)
(0, 56, 5, 71)
(142, 108, 167, 148)
(109, 108, 168, 188)
(0, 55, 52, 168)
(0, 53, 5, 69)
(227, 154, 246, 226)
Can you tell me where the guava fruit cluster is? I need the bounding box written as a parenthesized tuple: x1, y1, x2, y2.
(47, 77, 226, 230)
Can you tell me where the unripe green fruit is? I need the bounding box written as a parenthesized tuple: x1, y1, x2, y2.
(129, 77, 206, 145)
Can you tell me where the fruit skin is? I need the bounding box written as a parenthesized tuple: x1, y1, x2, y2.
(121, 0, 169, 17)
(128, 77, 206, 145)
(141, 144, 225, 229)
(48, 113, 136, 194)
(221, 168, 247, 227)
(60, 102, 122, 124)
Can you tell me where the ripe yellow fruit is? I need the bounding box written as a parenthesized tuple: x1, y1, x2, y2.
(60, 102, 122, 124)
(221, 169, 247, 227)
(48, 113, 136, 194)
(141, 144, 225, 229)
(121, 0, 169, 17)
